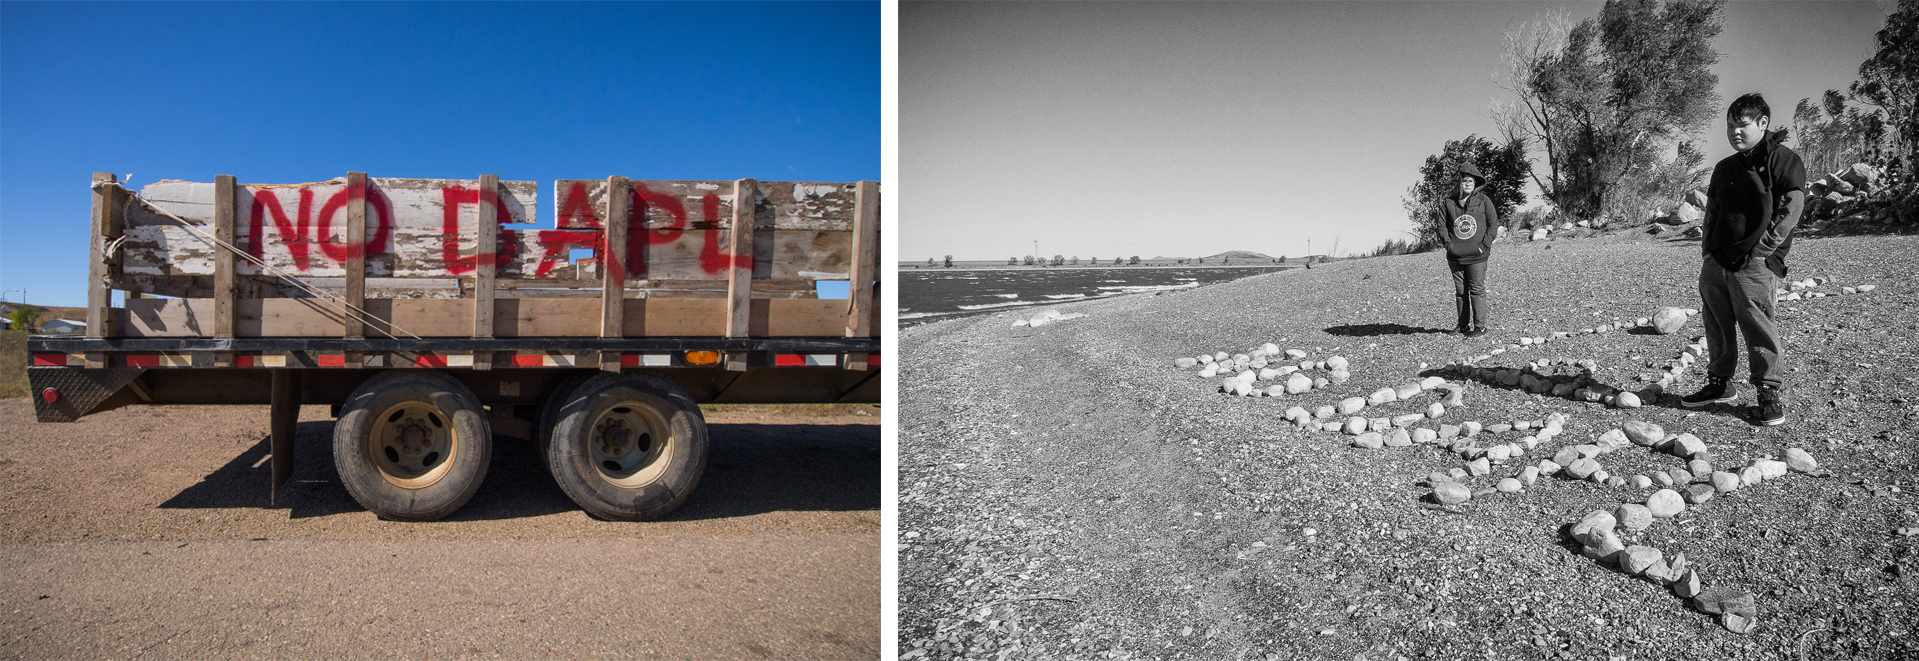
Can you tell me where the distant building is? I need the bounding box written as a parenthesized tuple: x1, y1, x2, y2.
(41, 318, 86, 334)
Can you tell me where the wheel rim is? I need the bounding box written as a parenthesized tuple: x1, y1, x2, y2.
(588, 401, 674, 488)
(368, 401, 459, 489)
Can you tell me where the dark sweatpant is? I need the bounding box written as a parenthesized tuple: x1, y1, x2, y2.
(1699, 257, 1782, 388)
(1448, 259, 1487, 330)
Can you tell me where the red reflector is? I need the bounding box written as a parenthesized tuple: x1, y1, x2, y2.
(868, 355, 881, 367)
(317, 354, 346, 367)
(415, 355, 448, 367)
(511, 355, 544, 367)
(620, 354, 639, 367)
(31, 354, 66, 366)
(126, 354, 160, 367)
(41, 388, 59, 403)
(234, 355, 255, 367)
(774, 354, 804, 366)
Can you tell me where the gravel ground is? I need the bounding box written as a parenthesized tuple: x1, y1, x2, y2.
(0, 399, 880, 659)
(898, 230, 1919, 660)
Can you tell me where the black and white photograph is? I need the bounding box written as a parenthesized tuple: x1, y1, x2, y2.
(898, 1, 1918, 659)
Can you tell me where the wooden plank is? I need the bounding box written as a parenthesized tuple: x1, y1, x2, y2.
(847, 180, 878, 338)
(88, 172, 117, 338)
(345, 172, 366, 338)
(474, 174, 497, 338)
(121, 178, 542, 279)
(555, 179, 860, 231)
(726, 179, 757, 337)
(602, 176, 629, 338)
(213, 175, 237, 338)
(116, 177, 864, 293)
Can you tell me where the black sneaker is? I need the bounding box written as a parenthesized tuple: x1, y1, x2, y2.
(1755, 385, 1786, 426)
(1680, 374, 1735, 408)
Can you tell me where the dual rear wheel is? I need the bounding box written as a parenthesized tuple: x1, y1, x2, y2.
(332, 369, 706, 521)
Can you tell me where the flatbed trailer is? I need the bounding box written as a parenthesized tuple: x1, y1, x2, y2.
(29, 172, 879, 521)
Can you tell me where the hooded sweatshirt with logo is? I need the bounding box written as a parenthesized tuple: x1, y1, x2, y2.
(1436, 189, 1498, 265)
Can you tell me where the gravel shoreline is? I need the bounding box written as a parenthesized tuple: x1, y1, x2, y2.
(900, 230, 1919, 660)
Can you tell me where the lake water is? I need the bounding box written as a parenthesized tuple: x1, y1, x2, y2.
(899, 266, 1292, 327)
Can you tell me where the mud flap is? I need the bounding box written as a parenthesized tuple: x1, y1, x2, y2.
(27, 367, 147, 423)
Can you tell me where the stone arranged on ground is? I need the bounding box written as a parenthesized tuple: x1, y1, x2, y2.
(1615, 503, 1653, 532)
(1785, 448, 1817, 473)
(1664, 433, 1709, 460)
(1671, 569, 1702, 598)
(1353, 432, 1384, 449)
(1647, 489, 1685, 518)
(1432, 482, 1472, 505)
(1623, 420, 1663, 446)
(1567, 458, 1602, 480)
(1685, 484, 1716, 504)
(1619, 546, 1663, 575)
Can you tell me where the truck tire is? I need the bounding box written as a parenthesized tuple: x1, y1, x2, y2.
(546, 371, 707, 521)
(536, 371, 597, 466)
(332, 371, 493, 521)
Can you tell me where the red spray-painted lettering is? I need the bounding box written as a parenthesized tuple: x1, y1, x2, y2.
(313, 184, 392, 261)
(438, 186, 520, 275)
(247, 189, 313, 270)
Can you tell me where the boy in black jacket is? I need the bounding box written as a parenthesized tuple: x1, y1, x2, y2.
(1436, 163, 1498, 336)
(1681, 93, 1806, 426)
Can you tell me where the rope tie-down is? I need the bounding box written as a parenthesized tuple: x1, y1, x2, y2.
(92, 178, 421, 340)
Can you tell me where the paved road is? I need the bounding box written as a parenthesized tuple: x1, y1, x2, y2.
(0, 400, 880, 659)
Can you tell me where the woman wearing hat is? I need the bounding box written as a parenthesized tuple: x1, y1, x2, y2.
(1436, 163, 1498, 337)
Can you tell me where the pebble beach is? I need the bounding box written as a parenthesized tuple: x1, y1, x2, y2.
(899, 228, 1919, 660)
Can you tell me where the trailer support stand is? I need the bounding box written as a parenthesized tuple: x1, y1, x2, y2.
(269, 368, 301, 505)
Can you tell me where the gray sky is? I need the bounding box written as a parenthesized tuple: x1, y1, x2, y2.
(902, 1, 1894, 262)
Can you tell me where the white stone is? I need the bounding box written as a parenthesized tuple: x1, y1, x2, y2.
(1284, 349, 1307, 359)
(1433, 482, 1471, 505)
(1420, 376, 1447, 390)
(1426, 402, 1445, 419)
(1858, 284, 1876, 292)
(1176, 357, 1197, 368)
(1467, 458, 1490, 476)
(1519, 466, 1540, 485)
(1337, 397, 1366, 415)
(1352, 432, 1384, 449)
(1325, 355, 1348, 370)
(1411, 428, 1437, 444)
(1646, 489, 1685, 518)
(1619, 546, 1663, 575)
(1755, 459, 1789, 479)
(1786, 448, 1817, 472)
(1385, 428, 1412, 447)
(1630, 475, 1653, 489)
(1367, 388, 1398, 406)
(1285, 372, 1314, 394)
(1497, 478, 1522, 493)
(1343, 417, 1367, 435)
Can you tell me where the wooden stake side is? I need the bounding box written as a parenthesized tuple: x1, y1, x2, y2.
(601, 176, 629, 339)
(213, 174, 237, 339)
(345, 172, 367, 338)
(726, 178, 758, 338)
(474, 174, 498, 338)
(87, 172, 117, 338)
(847, 180, 879, 339)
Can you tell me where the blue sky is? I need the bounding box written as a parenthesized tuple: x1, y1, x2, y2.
(903, 1, 1895, 262)
(1, 1, 879, 307)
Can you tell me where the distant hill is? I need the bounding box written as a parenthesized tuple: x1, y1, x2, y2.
(1201, 251, 1274, 262)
